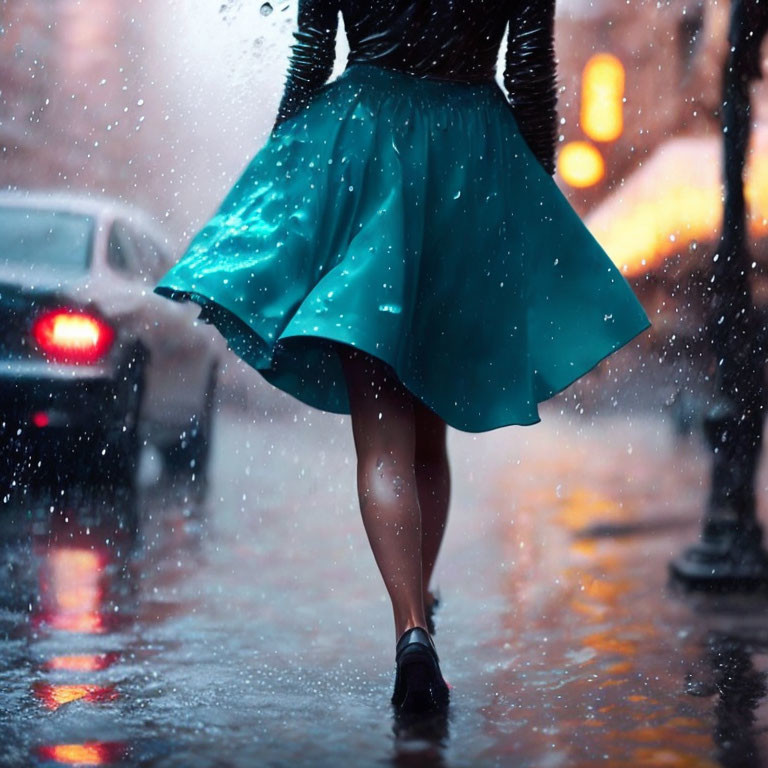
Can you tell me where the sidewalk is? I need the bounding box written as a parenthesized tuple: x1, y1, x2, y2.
(194, 398, 768, 766)
(7, 397, 768, 767)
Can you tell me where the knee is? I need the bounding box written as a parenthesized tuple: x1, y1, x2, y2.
(357, 450, 418, 501)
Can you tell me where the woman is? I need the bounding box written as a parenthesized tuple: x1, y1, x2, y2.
(154, 0, 652, 712)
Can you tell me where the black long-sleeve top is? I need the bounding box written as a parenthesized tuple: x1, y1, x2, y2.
(272, 0, 558, 176)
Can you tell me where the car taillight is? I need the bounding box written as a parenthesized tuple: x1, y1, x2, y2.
(32, 309, 114, 364)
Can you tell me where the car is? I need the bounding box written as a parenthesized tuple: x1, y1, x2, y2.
(0, 189, 223, 493)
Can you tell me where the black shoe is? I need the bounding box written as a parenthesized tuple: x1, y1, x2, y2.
(391, 626, 450, 712)
(425, 591, 441, 636)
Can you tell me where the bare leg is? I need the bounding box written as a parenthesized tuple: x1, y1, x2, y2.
(413, 400, 450, 609)
(337, 344, 428, 641)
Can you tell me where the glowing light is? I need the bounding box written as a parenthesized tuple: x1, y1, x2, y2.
(586, 128, 768, 276)
(37, 547, 107, 634)
(33, 682, 118, 711)
(31, 411, 50, 427)
(31, 309, 114, 364)
(581, 52, 624, 143)
(558, 141, 605, 188)
(43, 653, 118, 672)
(37, 742, 126, 765)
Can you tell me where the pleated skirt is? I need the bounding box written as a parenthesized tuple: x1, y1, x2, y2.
(153, 62, 652, 432)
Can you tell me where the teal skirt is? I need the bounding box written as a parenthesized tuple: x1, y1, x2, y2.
(153, 62, 652, 432)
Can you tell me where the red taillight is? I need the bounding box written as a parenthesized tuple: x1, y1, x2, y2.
(32, 309, 114, 364)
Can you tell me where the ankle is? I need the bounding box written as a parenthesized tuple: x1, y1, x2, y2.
(395, 613, 429, 640)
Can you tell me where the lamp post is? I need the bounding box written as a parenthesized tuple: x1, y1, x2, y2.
(669, 0, 768, 588)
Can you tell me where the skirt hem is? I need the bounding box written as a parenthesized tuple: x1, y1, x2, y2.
(153, 284, 651, 433)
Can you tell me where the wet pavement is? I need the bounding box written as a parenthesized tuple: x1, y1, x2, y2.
(3, 394, 768, 768)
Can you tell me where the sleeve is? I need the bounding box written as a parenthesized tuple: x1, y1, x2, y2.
(502, 0, 559, 176)
(272, 0, 340, 133)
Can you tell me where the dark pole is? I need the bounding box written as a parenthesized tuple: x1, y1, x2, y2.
(670, 0, 768, 588)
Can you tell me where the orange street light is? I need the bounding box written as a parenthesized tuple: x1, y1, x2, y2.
(581, 52, 625, 143)
(557, 140, 605, 187)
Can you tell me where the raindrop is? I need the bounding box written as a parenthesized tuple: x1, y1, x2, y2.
(260, 2, 273, 16)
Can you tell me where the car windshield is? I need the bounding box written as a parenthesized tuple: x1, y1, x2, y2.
(0, 207, 94, 274)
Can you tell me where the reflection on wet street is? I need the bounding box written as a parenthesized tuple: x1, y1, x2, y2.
(3, 404, 768, 767)
(3, 0, 768, 762)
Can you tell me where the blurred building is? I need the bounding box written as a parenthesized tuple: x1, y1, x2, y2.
(0, 0, 165, 212)
(556, 0, 730, 203)
(555, 0, 768, 368)
(3, 0, 766, 407)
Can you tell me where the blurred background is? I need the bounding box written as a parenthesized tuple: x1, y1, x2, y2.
(4, 0, 767, 411)
(2, 1, 768, 766)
